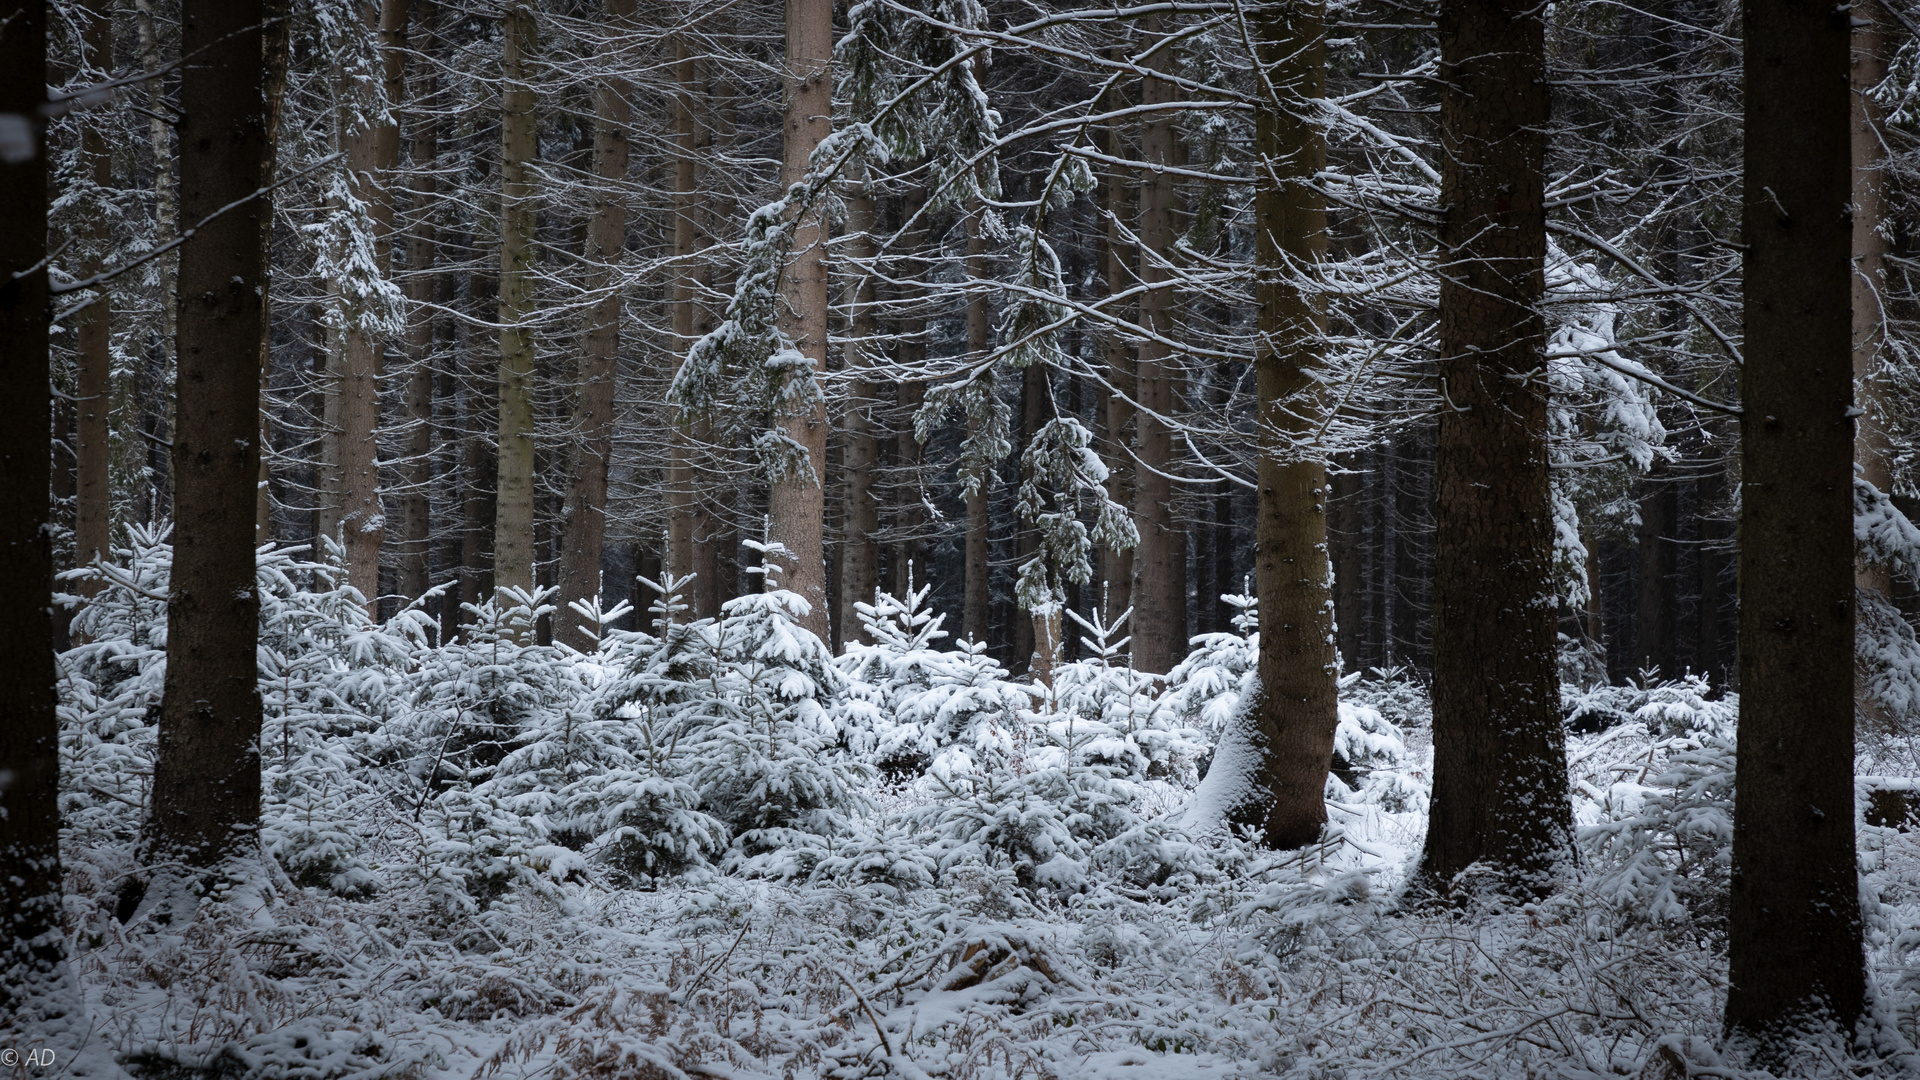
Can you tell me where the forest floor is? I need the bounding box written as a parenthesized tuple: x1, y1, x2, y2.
(39, 557, 1920, 1078)
(49, 709, 1920, 1080)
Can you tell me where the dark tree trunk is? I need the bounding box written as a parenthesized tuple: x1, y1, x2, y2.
(1724, 0, 1864, 1056)
(1420, 0, 1572, 896)
(1098, 86, 1135, 639)
(1130, 21, 1186, 675)
(1332, 455, 1363, 668)
(963, 209, 992, 645)
(556, 0, 635, 651)
(0, 0, 70, 1030)
(73, 0, 113, 595)
(839, 181, 881, 648)
(1635, 461, 1678, 678)
(148, 0, 268, 869)
(399, 2, 439, 608)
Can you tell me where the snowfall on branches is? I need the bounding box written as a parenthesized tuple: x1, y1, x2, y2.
(32, 528, 1920, 1080)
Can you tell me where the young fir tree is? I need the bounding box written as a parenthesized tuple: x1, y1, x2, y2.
(0, 0, 72, 1037)
(1419, 0, 1573, 897)
(147, 0, 270, 873)
(1724, 0, 1865, 1057)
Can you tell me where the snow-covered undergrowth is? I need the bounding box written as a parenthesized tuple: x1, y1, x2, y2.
(46, 536, 1920, 1078)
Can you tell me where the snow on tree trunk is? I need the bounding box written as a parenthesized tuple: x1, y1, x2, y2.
(764, 0, 834, 642)
(1420, 0, 1573, 898)
(1724, 0, 1866, 1057)
(1202, 0, 1341, 851)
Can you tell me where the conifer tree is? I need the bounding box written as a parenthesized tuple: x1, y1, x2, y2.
(1203, 0, 1341, 849)
(0, 0, 69, 1034)
(148, 0, 269, 869)
(766, 0, 835, 640)
(557, 0, 637, 651)
(1419, 0, 1572, 896)
(1724, 0, 1865, 1056)
(494, 5, 539, 601)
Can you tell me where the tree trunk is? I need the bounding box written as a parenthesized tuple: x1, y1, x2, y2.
(1202, 0, 1340, 850)
(766, 0, 833, 638)
(1420, 0, 1571, 896)
(399, 1, 438, 606)
(1131, 27, 1185, 676)
(253, 0, 291, 544)
(1725, 0, 1864, 1055)
(1331, 456, 1362, 668)
(0, 0, 68, 1029)
(1854, 2, 1896, 730)
(132, 0, 178, 524)
(73, 0, 114, 594)
(1099, 62, 1135, 642)
(1635, 459, 1676, 678)
(668, 32, 721, 619)
(148, 0, 268, 868)
(839, 181, 881, 647)
(963, 208, 992, 645)
(892, 193, 928, 599)
(494, 6, 538, 602)
(556, 0, 634, 651)
(1016, 359, 1048, 673)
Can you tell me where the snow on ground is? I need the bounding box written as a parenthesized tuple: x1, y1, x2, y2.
(34, 546, 1920, 1078)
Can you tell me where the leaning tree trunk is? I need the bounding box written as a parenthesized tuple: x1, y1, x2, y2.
(766, 0, 833, 639)
(0, 0, 70, 1033)
(1198, 0, 1340, 850)
(494, 5, 539, 602)
(1131, 25, 1186, 676)
(1724, 0, 1865, 1058)
(1419, 0, 1572, 897)
(556, 0, 635, 651)
(148, 0, 268, 870)
(839, 179, 882, 648)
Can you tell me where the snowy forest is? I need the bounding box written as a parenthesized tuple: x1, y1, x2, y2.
(5, 0, 1920, 1074)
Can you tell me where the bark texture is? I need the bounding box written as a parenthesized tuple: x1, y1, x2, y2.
(0, 0, 68, 1028)
(767, 0, 833, 638)
(963, 208, 992, 645)
(1130, 29, 1185, 676)
(1420, 0, 1572, 896)
(1725, 0, 1865, 1054)
(839, 182, 882, 648)
(399, 2, 439, 606)
(1854, 5, 1894, 601)
(668, 33, 721, 619)
(494, 6, 539, 600)
(148, 0, 268, 867)
(73, 0, 113, 594)
(556, 0, 635, 651)
(1205, 0, 1340, 850)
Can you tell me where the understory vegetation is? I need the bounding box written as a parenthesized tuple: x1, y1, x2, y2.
(50, 538, 1920, 1079)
